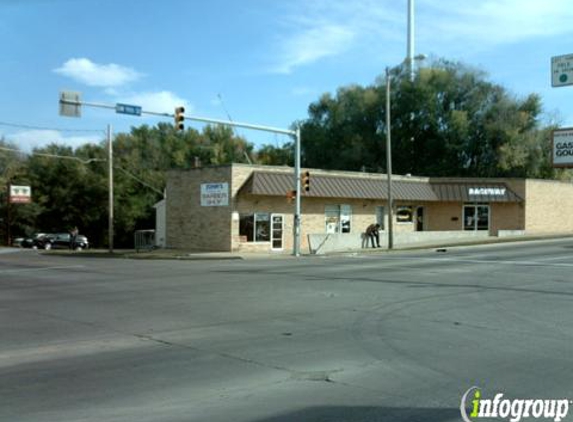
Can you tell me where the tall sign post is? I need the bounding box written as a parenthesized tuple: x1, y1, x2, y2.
(551, 55, 573, 169)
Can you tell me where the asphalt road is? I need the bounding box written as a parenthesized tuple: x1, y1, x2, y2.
(1, 239, 573, 422)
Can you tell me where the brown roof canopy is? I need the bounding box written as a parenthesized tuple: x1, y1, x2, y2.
(240, 171, 523, 203)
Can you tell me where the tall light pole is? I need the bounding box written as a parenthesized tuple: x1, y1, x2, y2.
(407, 0, 415, 82)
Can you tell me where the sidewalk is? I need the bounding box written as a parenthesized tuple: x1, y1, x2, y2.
(35, 233, 573, 260)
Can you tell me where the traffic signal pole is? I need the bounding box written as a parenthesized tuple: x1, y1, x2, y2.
(59, 96, 303, 256)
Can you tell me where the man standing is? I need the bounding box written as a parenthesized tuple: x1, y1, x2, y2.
(69, 226, 79, 250)
(365, 223, 381, 248)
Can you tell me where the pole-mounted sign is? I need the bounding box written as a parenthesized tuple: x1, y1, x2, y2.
(9, 185, 32, 204)
(551, 54, 573, 88)
(59, 91, 82, 117)
(116, 103, 142, 116)
(552, 128, 573, 168)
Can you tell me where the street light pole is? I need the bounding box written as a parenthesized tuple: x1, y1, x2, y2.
(407, 0, 415, 82)
(385, 67, 394, 250)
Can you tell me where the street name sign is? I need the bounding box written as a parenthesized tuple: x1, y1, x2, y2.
(551, 54, 573, 87)
(116, 103, 142, 116)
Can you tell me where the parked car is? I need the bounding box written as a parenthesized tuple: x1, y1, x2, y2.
(12, 237, 25, 247)
(33, 233, 89, 250)
(20, 233, 47, 248)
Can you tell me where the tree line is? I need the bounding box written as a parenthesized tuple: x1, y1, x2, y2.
(1, 59, 570, 247)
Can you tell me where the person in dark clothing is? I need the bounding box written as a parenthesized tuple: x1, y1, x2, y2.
(69, 226, 79, 250)
(365, 223, 381, 248)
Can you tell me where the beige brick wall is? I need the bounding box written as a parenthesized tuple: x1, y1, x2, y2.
(425, 202, 463, 231)
(490, 203, 524, 235)
(524, 179, 573, 233)
(166, 166, 233, 251)
(424, 201, 523, 234)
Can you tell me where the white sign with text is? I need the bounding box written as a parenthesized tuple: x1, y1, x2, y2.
(201, 183, 229, 206)
(553, 128, 573, 168)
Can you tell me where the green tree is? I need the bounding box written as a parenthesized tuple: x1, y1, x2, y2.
(300, 59, 556, 179)
(26, 143, 108, 245)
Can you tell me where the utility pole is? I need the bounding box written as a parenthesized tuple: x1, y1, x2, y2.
(385, 68, 394, 250)
(107, 124, 114, 253)
(5, 181, 11, 246)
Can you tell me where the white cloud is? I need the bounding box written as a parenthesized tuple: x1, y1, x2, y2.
(115, 91, 192, 115)
(5, 130, 103, 152)
(270, 0, 573, 72)
(272, 23, 356, 74)
(54, 58, 142, 87)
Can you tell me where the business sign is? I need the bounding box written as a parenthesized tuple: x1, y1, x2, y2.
(552, 128, 573, 168)
(116, 103, 142, 116)
(468, 187, 507, 196)
(551, 54, 573, 87)
(9, 185, 32, 203)
(201, 183, 229, 206)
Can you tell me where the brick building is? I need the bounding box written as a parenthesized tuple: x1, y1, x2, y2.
(165, 164, 573, 254)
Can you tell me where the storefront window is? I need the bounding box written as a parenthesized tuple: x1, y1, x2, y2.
(239, 212, 271, 242)
(325, 205, 352, 233)
(396, 206, 413, 223)
(255, 212, 270, 242)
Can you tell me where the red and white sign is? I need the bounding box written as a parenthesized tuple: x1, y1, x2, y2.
(9, 185, 32, 204)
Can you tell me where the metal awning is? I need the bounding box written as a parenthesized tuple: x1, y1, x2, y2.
(239, 171, 523, 203)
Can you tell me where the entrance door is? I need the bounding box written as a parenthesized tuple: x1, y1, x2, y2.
(271, 214, 284, 250)
(463, 205, 490, 231)
(416, 207, 424, 231)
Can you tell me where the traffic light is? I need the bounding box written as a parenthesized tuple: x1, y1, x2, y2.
(302, 171, 310, 192)
(174, 106, 185, 131)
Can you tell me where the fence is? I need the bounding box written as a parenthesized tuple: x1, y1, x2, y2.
(134, 229, 156, 252)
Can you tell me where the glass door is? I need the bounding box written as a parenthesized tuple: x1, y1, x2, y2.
(463, 206, 476, 230)
(463, 205, 490, 231)
(271, 214, 284, 250)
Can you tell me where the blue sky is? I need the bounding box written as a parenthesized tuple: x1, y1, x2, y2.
(2, 0, 573, 151)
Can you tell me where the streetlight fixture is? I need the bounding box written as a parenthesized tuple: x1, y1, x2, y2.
(385, 55, 426, 250)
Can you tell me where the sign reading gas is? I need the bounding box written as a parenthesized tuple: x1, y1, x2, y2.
(552, 128, 573, 168)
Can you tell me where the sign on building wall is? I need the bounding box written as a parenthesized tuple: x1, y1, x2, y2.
(552, 128, 573, 168)
(468, 187, 507, 196)
(9, 185, 32, 204)
(200, 183, 229, 206)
